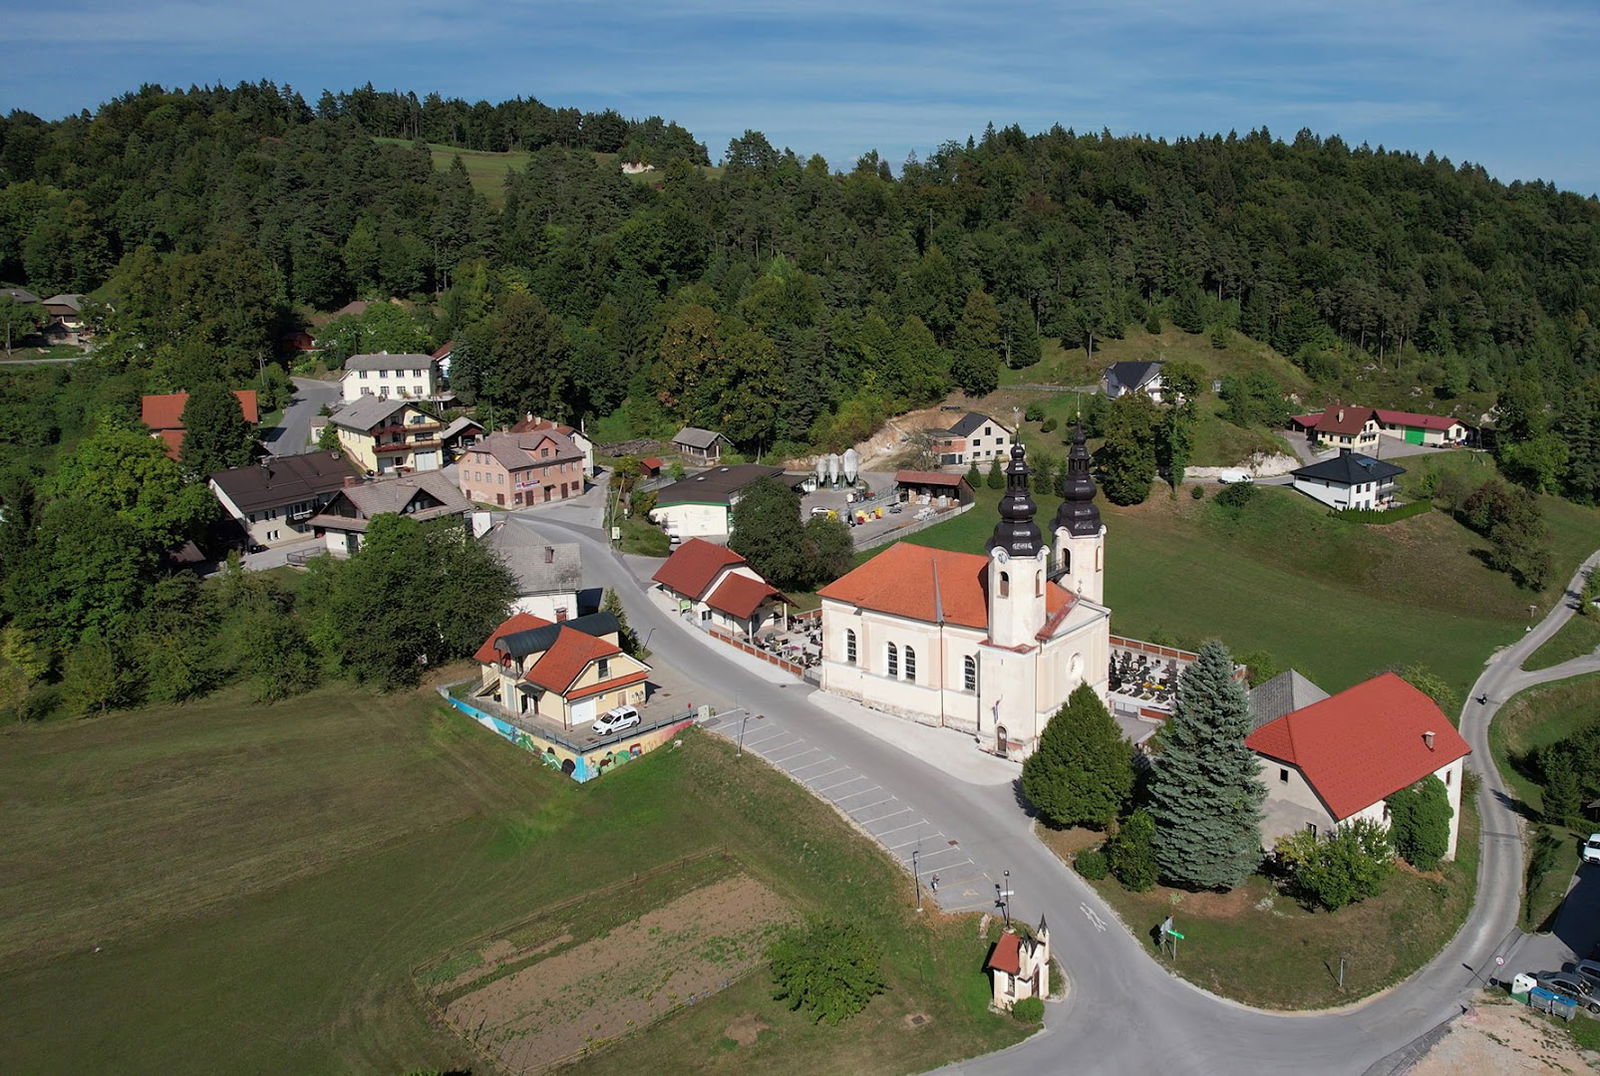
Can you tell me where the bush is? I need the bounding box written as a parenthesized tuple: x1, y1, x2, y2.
(1107, 809, 1158, 891)
(1385, 775, 1452, 871)
(1274, 820, 1393, 911)
(766, 919, 887, 1025)
(1011, 996, 1045, 1023)
(1190, 484, 1204, 499)
(1075, 848, 1108, 879)
(1332, 502, 1432, 524)
(1041, 417, 1058, 433)
(1025, 404, 1045, 422)
(1214, 481, 1258, 510)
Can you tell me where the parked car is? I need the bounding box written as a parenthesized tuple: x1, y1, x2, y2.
(593, 705, 641, 735)
(1216, 469, 1253, 485)
(1573, 958, 1600, 986)
(1535, 972, 1600, 1010)
(1582, 833, 1600, 865)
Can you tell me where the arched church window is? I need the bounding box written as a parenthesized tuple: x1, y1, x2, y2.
(886, 642, 898, 678)
(1035, 571, 1043, 597)
(963, 655, 977, 692)
(904, 646, 917, 682)
(845, 629, 857, 664)
(999, 571, 1010, 598)
(1070, 652, 1083, 681)
(1061, 547, 1072, 575)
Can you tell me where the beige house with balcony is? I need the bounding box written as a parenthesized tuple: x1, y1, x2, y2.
(330, 397, 444, 473)
(472, 611, 649, 730)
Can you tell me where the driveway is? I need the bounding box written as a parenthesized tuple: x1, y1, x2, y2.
(536, 513, 1600, 1075)
(260, 376, 340, 457)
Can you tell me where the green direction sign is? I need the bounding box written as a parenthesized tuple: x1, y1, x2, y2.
(1167, 930, 1185, 939)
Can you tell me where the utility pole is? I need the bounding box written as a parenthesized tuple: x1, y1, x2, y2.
(912, 849, 922, 912)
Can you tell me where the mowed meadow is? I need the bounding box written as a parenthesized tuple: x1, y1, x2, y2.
(0, 683, 1024, 1074)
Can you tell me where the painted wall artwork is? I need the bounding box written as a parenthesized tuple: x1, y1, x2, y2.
(443, 695, 693, 783)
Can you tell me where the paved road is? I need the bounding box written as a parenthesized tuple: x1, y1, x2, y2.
(0, 354, 92, 365)
(261, 376, 340, 457)
(540, 515, 1600, 1074)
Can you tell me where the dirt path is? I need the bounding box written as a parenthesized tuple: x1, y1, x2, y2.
(1410, 1001, 1598, 1075)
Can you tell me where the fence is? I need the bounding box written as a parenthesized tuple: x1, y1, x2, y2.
(708, 625, 808, 677)
(857, 500, 976, 551)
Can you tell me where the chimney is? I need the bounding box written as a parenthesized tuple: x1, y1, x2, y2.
(1337, 408, 1345, 423)
(344, 475, 359, 487)
(1423, 730, 1436, 751)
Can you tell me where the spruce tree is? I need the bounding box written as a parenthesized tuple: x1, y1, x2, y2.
(986, 457, 1004, 489)
(1147, 640, 1265, 889)
(1021, 684, 1134, 829)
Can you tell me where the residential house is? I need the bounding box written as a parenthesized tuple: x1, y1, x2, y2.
(340, 351, 444, 403)
(329, 396, 444, 474)
(896, 470, 975, 508)
(1, 287, 40, 305)
(931, 412, 1012, 466)
(141, 390, 260, 459)
(307, 470, 470, 556)
(40, 294, 89, 345)
(1246, 672, 1471, 859)
(1290, 405, 1382, 452)
(1248, 669, 1330, 730)
(439, 416, 485, 456)
(459, 429, 586, 507)
(510, 413, 596, 475)
(472, 611, 650, 730)
(431, 339, 454, 378)
(648, 464, 790, 539)
(1103, 361, 1165, 402)
(986, 920, 1052, 1010)
(672, 426, 727, 463)
(209, 451, 361, 548)
(1293, 405, 1469, 447)
(651, 537, 787, 638)
(481, 518, 584, 621)
(818, 442, 1111, 759)
(1290, 451, 1405, 510)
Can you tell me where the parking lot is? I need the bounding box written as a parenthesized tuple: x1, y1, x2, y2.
(797, 468, 968, 547)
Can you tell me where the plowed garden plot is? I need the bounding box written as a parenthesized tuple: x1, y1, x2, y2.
(430, 873, 795, 1073)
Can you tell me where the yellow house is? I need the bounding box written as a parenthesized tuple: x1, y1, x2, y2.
(330, 396, 445, 474)
(474, 611, 650, 730)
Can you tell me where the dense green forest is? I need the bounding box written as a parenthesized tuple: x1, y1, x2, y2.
(3, 80, 1600, 497)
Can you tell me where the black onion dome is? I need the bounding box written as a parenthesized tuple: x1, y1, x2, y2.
(1054, 423, 1102, 537)
(986, 441, 1043, 558)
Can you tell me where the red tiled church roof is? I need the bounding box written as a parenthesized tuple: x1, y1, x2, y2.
(1245, 672, 1470, 821)
(651, 538, 748, 600)
(817, 542, 1071, 631)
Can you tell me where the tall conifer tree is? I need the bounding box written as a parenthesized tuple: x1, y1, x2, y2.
(1021, 683, 1134, 829)
(1148, 640, 1265, 889)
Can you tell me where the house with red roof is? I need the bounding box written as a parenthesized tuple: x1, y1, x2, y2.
(818, 436, 1111, 759)
(1245, 672, 1471, 859)
(140, 390, 260, 459)
(985, 918, 1051, 1010)
(509, 413, 595, 475)
(651, 537, 788, 638)
(1291, 405, 1470, 449)
(470, 609, 650, 730)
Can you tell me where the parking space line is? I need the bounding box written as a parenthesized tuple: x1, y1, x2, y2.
(815, 773, 869, 792)
(879, 821, 932, 841)
(742, 733, 794, 751)
(862, 810, 916, 832)
(833, 786, 884, 804)
(846, 797, 896, 814)
(789, 756, 837, 775)
(912, 845, 966, 863)
(827, 779, 878, 798)
(802, 766, 851, 785)
(768, 746, 823, 764)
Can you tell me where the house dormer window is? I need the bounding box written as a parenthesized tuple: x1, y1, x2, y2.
(597, 658, 610, 680)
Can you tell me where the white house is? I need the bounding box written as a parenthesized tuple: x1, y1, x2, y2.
(1103, 361, 1165, 402)
(648, 465, 793, 539)
(931, 412, 1014, 466)
(651, 538, 786, 638)
(817, 433, 1111, 759)
(1246, 672, 1470, 859)
(1290, 451, 1405, 510)
(341, 351, 444, 403)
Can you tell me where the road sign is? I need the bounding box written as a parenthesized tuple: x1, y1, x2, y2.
(1168, 930, 1186, 939)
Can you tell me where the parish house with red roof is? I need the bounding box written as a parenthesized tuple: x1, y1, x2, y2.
(818, 432, 1110, 759)
(470, 610, 650, 730)
(1246, 672, 1471, 859)
(1291, 405, 1471, 450)
(651, 537, 788, 639)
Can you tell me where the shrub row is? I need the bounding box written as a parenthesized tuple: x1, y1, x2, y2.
(1331, 501, 1433, 524)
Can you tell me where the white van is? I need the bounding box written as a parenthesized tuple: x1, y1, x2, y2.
(1216, 469, 1254, 485)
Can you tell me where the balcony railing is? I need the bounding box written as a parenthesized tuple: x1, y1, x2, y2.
(374, 439, 442, 455)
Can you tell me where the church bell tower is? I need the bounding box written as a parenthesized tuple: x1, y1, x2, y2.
(987, 442, 1048, 648)
(1052, 424, 1105, 604)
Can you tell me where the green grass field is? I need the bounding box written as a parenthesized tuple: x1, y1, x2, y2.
(896, 474, 1600, 706)
(1044, 796, 1480, 1008)
(0, 684, 1024, 1073)
(1485, 673, 1600, 928)
(1525, 614, 1600, 672)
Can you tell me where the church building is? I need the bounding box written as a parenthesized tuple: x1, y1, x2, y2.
(818, 430, 1111, 758)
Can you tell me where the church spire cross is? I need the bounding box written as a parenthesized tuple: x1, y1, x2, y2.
(986, 442, 1042, 558)
(1054, 422, 1102, 536)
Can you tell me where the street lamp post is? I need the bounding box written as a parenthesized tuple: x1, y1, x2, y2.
(737, 712, 751, 758)
(912, 849, 922, 912)
(1002, 870, 1011, 927)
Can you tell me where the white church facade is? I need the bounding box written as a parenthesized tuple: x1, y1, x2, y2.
(818, 430, 1112, 759)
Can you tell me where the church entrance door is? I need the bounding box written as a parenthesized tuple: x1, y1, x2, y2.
(995, 725, 1007, 756)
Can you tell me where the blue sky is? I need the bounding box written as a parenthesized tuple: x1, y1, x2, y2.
(6, 0, 1599, 194)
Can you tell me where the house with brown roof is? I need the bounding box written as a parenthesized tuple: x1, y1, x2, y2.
(40, 294, 89, 345)
(672, 426, 727, 463)
(470, 610, 650, 730)
(510, 413, 595, 475)
(141, 390, 261, 459)
(1292, 405, 1471, 448)
(329, 396, 444, 474)
(459, 429, 587, 507)
(818, 439, 1111, 759)
(307, 470, 471, 556)
(1289, 405, 1382, 452)
(651, 537, 787, 638)
(648, 464, 793, 538)
(1245, 672, 1471, 858)
(895, 470, 974, 507)
(209, 451, 362, 548)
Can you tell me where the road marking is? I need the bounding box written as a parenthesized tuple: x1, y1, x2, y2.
(768, 746, 823, 764)
(912, 846, 967, 864)
(834, 786, 885, 804)
(789, 757, 838, 775)
(814, 775, 866, 793)
(1079, 903, 1107, 932)
(801, 766, 850, 785)
(861, 807, 914, 829)
(847, 796, 896, 814)
(876, 820, 929, 840)
(741, 732, 793, 751)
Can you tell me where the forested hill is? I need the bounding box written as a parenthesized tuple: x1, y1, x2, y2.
(3, 81, 1600, 500)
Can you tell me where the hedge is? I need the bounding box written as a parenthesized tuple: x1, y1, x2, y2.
(1331, 501, 1433, 525)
